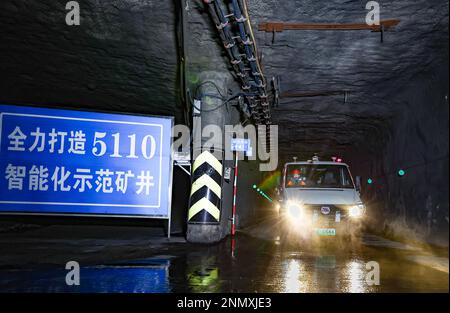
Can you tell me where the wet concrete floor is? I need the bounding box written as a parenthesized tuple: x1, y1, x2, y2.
(0, 222, 448, 293)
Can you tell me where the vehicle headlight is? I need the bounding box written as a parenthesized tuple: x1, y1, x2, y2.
(286, 201, 304, 221)
(348, 204, 365, 218)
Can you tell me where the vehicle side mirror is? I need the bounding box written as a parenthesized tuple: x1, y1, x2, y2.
(355, 176, 362, 192)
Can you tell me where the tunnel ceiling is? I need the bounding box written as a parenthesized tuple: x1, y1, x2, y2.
(188, 0, 449, 159)
(248, 0, 449, 159)
(0, 0, 448, 160)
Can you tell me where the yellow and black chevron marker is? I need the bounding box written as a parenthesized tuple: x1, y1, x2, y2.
(188, 151, 223, 224)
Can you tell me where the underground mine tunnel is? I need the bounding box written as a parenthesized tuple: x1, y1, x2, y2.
(0, 0, 448, 294)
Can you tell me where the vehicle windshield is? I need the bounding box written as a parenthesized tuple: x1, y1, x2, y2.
(285, 164, 354, 189)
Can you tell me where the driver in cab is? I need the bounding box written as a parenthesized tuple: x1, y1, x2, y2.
(287, 169, 307, 187)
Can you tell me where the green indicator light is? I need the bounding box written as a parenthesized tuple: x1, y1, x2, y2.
(367, 178, 373, 184)
(398, 169, 406, 177)
(253, 186, 272, 203)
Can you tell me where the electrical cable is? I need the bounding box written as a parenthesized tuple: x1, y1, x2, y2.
(241, 0, 266, 87)
(191, 81, 259, 113)
(194, 80, 226, 99)
(202, 0, 271, 124)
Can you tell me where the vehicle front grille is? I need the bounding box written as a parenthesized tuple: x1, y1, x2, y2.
(304, 205, 344, 227)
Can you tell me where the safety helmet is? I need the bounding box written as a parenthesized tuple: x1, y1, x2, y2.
(292, 169, 301, 175)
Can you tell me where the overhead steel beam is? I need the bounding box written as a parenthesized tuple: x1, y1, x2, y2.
(281, 90, 347, 98)
(280, 90, 349, 103)
(258, 19, 400, 33)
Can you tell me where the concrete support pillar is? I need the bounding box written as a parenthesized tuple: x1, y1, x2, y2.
(187, 72, 232, 243)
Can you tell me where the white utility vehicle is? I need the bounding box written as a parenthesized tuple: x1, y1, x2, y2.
(278, 156, 366, 237)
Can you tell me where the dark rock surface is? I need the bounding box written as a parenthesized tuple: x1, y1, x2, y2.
(249, 0, 448, 158)
(0, 0, 183, 121)
(350, 65, 449, 246)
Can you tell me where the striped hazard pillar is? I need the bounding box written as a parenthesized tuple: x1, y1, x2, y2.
(188, 151, 223, 224)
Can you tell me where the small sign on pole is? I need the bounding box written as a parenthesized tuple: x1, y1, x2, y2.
(229, 138, 252, 237)
(230, 138, 251, 154)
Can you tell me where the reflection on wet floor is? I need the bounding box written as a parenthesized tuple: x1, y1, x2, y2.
(0, 233, 448, 293)
(0, 258, 172, 293)
(246, 245, 380, 293)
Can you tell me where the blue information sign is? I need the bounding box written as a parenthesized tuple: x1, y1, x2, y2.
(231, 138, 251, 152)
(0, 104, 173, 218)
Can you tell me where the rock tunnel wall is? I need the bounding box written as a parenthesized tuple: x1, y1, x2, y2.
(353, 64, 449, 246)
(0, 0, 184, 121)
